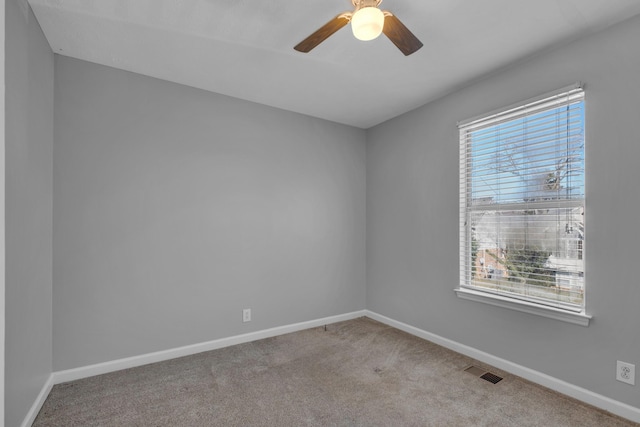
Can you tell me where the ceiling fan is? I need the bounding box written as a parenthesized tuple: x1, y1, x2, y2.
(294, 0, 423, 56)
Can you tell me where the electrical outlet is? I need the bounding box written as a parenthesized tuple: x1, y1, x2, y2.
(616, 361, 635, 385)
(242, 308, 251, 323)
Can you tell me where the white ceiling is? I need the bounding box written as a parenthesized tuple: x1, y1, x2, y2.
(28, 0, 640, 129)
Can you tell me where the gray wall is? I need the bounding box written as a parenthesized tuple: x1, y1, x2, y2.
(367, 15, 640, 408)
(53, 57, 367, 370)
(5, 0, 54, 425)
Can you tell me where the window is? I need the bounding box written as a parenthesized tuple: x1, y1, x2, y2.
(457, 84, 588, 323)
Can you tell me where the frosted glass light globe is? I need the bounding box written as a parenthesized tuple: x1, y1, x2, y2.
(351, 7, 384, 41)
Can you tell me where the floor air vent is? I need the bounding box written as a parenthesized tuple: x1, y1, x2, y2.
(464, 365, 503, 384)
(480, 372, 503, 384)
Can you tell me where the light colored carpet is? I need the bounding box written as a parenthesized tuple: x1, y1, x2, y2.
(34, 317, 638, 426)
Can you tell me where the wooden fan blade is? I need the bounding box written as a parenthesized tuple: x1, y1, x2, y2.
(294, 13, 351, 53)
(382, 13, 423, 56)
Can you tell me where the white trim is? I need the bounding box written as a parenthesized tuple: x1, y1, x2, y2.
(364, 310, 639, 424)
(469, 198, 584, 212)
(52, 310, 366, 384)
(457, 82, 583, 127)
(20, 374, 54, 427)
(454, 287, 591, 326)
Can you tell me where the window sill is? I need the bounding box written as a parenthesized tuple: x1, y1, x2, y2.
(454, 287, 591, 326)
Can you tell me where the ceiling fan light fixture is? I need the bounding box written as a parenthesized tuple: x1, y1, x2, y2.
(294, 0, 422, 56)
(351, 7, 384, 41)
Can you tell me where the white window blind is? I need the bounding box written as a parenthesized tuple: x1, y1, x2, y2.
(459, 85, 585, 312)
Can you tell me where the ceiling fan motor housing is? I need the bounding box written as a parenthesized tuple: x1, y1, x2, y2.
(352, 0, 383, 11)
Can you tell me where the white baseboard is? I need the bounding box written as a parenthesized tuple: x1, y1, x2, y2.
(365, 310, 640, 424)
(34, 309, 639, 425)
(52, 310, 367, 385)
(21, 374, 53, 427)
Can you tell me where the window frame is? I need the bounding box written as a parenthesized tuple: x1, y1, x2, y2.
(455, 83, 591, 326)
